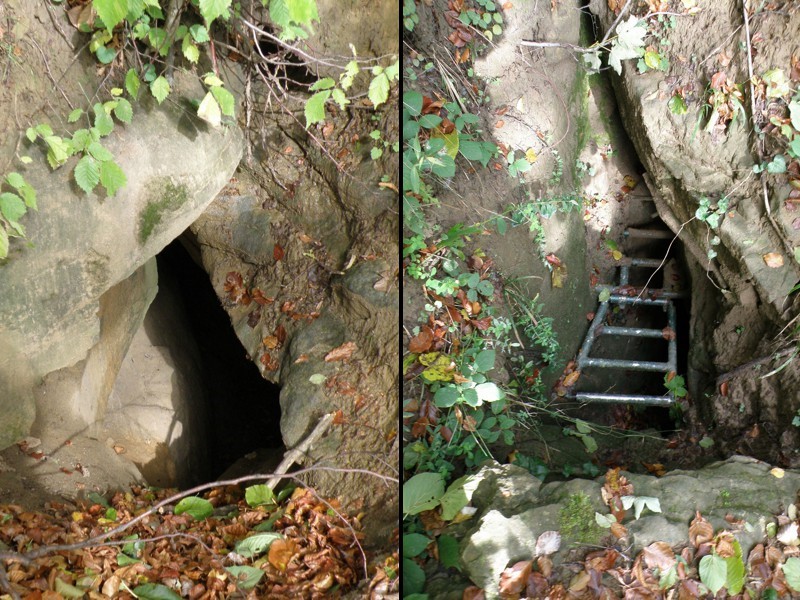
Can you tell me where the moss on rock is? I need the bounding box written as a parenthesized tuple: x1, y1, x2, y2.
(139, 180, 189, 244)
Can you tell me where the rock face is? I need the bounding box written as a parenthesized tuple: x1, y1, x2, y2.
(460, 457, 800, 598)
(0, 92, 243, 450)
(587, 0, 800, 447)
(190, 106, 399, 545)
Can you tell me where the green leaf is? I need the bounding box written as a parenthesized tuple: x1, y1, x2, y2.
(71, 129, 92, 152)
(132, 583, 183, 600)
(74, 156, 100, 194)
(475, 382, 504, 402)
(339, 60, 359, 90)
(790, 100, 800, 131)
(402, 472, 444, 517)
(93, 0, 127, 31)
(225, 566, 265, 590)
(286, 0, 318, 25)
(308, 373, 326, 385)
(698, 436, 714, 448)
(234, 532, 283, 558)
(462, 387, 480, 407)
(331, 88, 349, 109)
(575, 419, 591, 434)
(434, 385, 460, 408)
(211, 86, 235, 117)
(725, 540, 744, 595)
(474, 349, 496, 373)
(99, 160, 127, 196)
(68, 108, 84, 123)
(403, 558, 425, 596)
(54, 578, 85, 598)
(5, 172, 24, 190)
(668, 94, 687, 115)
(95, 45, 117, 64)
(0, 227, 8, 259)
(174, 496, 213, 520)
(203, 73, 224, 87)
(16, 184, 36, 210)
(199, 0, 231, 23)
(368, 72, 390, 108)
(0, 193, 26, 223)
(419, 115, 442, 129)
(309, 77, 335, 91)
(439, 474, 479, 521)
(643, 51, 661, 70)
(785, 557, 800, 592)
(197, 92, 222, 128)
(403, 91, 424, 117)
(148, 27, 168, 55)
(370, 147, 383, 160)
(438, 535, 460, 570)
(44, 136, 72, 167)
(182, 36, 200, 63)
(26, 127, 37, 142)
(305, 90, 330, 127)
(94, 103, 114, 136)
(125, 69, 140, 99)
(245, 484, 276, 508)
(581, 434, 598, 453)
(114, 98, 133, 124)
(87, 141, 114, 162)
(190, 24, 210, 42)
(35, 123, 53, 138)
(150, 76, 170, 104)
(595, 512, 616, 528)
(19, 156, 32, 164)
(402, 533, 431, 558)
(699, 554, 727, 595)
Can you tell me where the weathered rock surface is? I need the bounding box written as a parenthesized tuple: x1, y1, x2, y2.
(0, 94, 243, 449)
(460, 457, 800, 598)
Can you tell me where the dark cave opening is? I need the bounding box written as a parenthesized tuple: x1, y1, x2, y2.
(156, 236, 284, 484)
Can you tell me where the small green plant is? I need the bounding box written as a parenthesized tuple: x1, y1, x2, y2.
(403, 0, 419, 32)
(695, 196, 729, 230)
(368, 129, 398, 160)
(458, 0, 504, 41)
(664, 373, 687, 398)
(0, 172, 37, 259)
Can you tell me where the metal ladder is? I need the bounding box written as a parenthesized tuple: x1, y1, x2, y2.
(571, 229, 687, 406)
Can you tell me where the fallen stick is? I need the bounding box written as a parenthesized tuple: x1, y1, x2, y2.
(267, 412, 335, 490)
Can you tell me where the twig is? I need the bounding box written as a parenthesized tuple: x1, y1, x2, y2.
(519, 40, 595, 52)
(266, 412, 335, 489)
(716, 346, 795, 386)
(26, 38, 74, 111)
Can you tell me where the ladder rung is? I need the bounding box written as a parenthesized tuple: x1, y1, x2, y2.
(595, 286, 689, 300)
(624, 228, 673, 240)
(620, 258, 663, 268)
(598, 325, 665, 338)
(609, 294, 670, 306)
(573, 392, 674, 406)
(579, 357, 672, 372)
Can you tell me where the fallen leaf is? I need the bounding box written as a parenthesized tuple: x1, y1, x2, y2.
(545, 253, 562, 267)
(408, 327, 433, 353)
(374, 267, 398, 292)
(268, 538, 298, 571)
(260, 352, 279, 371)
(294, 353, 309, 363)
(642, 462, 666, 477)
(534, 531, 561, 556)
(498, 560, 532, 597)
(551, 264, 567, 288)
(563, 370, 581, 388)
(771, 467, 785, 478)
(495, 120, 505, 128)
(642, 541, 676, 571)
(662, 327, 676, 340)
(689, 511, 713, 547)
(325, 341, 357, 362)
(251, 288, 274, 305)
(263, 335, 279, 349)
(764, 252, 784, 268)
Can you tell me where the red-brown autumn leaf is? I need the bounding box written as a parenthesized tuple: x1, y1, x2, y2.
(325, 341, 357, 362)
(642, 462, 666, 477)
(268, 538, 298, 571)
(263, 335, 279, 349)
(251, 288, 274, 305)
(462, 586, 486, 600)
(274, 243, 285, 261)
(545, 253, 562, 267)
(408, 327, 434, 353)
(260, 352, 279, 371)
(642, 541, 676, 571)
(763, 252, 784, 268)
(563, 370, 581, 388)
(498, 560, 532, 597)
(689, 511, 713, 547)
(662, 327, 676, 340)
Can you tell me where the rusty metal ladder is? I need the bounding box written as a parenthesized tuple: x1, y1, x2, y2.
(571, 228, 687, 406)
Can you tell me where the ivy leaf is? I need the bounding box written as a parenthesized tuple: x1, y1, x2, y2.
(95, 45, 117, 64)
(197, 92, 222, 128)
(114, 98, 133, 123)
(305, 90, 331, 127)
(100, 160, 127, 196)
(125, 68, 140, 99)
(225, 566, 264, 590)
(93, 0, 127, 32)
(210, 86, 235, 116)
(368, 71, 390, 108)
(68, 108, 84, 123)
(699, 553, 727, 595)
(190, 24, 210, 42)
(74, 155, 100, 194)
(182, 36, 200, 63)
(174, 496, 213, 520)
(199, 0, 231, 24)
(608, 16, 646, 74)
(150, 76, 170, 104)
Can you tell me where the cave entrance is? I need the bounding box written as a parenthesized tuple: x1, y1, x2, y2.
(153, 235, 284, 485)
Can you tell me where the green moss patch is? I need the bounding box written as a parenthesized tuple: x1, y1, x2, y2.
(139, 180, 189, 244)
